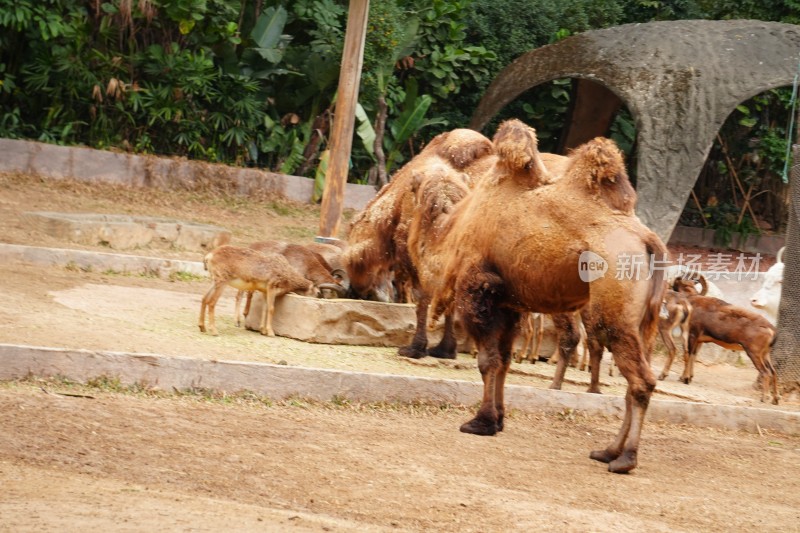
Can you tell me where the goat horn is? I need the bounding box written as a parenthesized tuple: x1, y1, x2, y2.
(694, 273, 709, 296)
(777, 246, 785, 264)
(318, 282, 347, 297)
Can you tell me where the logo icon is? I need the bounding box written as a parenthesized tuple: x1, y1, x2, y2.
(579, 251, 607, 282)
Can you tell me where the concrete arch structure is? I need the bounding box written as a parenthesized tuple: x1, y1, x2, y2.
(470, 19, 800, 241)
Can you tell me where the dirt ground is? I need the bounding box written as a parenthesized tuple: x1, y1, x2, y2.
(1, 171, 798, 532)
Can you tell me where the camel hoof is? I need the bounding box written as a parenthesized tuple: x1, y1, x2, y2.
(549, 382, 563, 390)
(681, 377, 691, 385)
(657, 373, 666, 381)
(398, 345, 427, 359)
(427, 346, 456, 359)
(586, 387, 602, 394)
(608, 451, 637, 474)
(199, 325, 206, 333)
(589, 448, 620, 464)
(459, 417, 497, 436)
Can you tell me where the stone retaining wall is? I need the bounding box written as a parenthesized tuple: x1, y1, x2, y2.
(0, 138, 377, 211)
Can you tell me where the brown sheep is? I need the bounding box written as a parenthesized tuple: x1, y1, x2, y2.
(656, 286, 693, 381)
(672, 275, 779, 404)
(513, 313, 545, 364)
(236, 240, 347, 326)
(432, 131, 666, 474)
(199, 245, 316, 337)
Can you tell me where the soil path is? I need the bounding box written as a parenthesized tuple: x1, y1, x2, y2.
(2, 382, 800, 532)
(1, 171, 797, 531)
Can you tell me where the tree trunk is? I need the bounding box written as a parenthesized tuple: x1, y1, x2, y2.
(296, 110, 331, 177)
(772, 143, 800, 395)
(373, 93, 388, 187)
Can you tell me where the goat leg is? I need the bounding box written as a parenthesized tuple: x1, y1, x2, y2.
(657, 325, 677, 380)
(549, 313, 580, 390)
(200, 282, 226, 336)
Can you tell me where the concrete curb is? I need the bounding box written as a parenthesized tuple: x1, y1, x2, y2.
(1, 344, 796, 435)
(0, 243, 206, 279)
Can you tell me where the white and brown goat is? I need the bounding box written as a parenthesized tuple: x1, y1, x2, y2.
(672, 275, 780, 404)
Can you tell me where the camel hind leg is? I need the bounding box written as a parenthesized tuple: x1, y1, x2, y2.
(590, 332, 656, 473)
(456, 267, 515, 436)
(399, 293, 431, 359)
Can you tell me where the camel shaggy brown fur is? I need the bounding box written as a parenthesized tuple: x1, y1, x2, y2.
(353, 121, 571, 359)
(402, 163, 475, 358)
(432, 132, 666, 474)
(343, 129, 494, 305)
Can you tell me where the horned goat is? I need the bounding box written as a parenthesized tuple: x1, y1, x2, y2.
(656, 285, 693, 381)
(672, 275, 779, 404)
(235, 240, 347, 327)
(199, 245, 317, 337)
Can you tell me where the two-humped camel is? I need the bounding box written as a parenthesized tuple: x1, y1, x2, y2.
(432, 124, 667, 473)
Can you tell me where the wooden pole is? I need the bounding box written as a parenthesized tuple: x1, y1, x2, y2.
(317, 0, 370, 239)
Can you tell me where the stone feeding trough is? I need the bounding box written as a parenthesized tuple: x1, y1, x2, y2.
(244, 293, 561, 353)
(23, 211, 229, 252)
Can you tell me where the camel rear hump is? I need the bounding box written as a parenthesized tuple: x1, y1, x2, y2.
(567, 137, 637, 214)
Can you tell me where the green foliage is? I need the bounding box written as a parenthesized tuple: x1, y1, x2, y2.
(519, 78, 571, 152)
(1, 0, 797, 211)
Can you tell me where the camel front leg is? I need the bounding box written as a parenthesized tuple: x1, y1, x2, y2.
(493, 321, 518, 431)
(460, 337, 502, 436)
(550, 313, 579, 390)
(399, 293, 430, 359)
(428, 311, 458, 359)
(586, 337, 604, 394)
